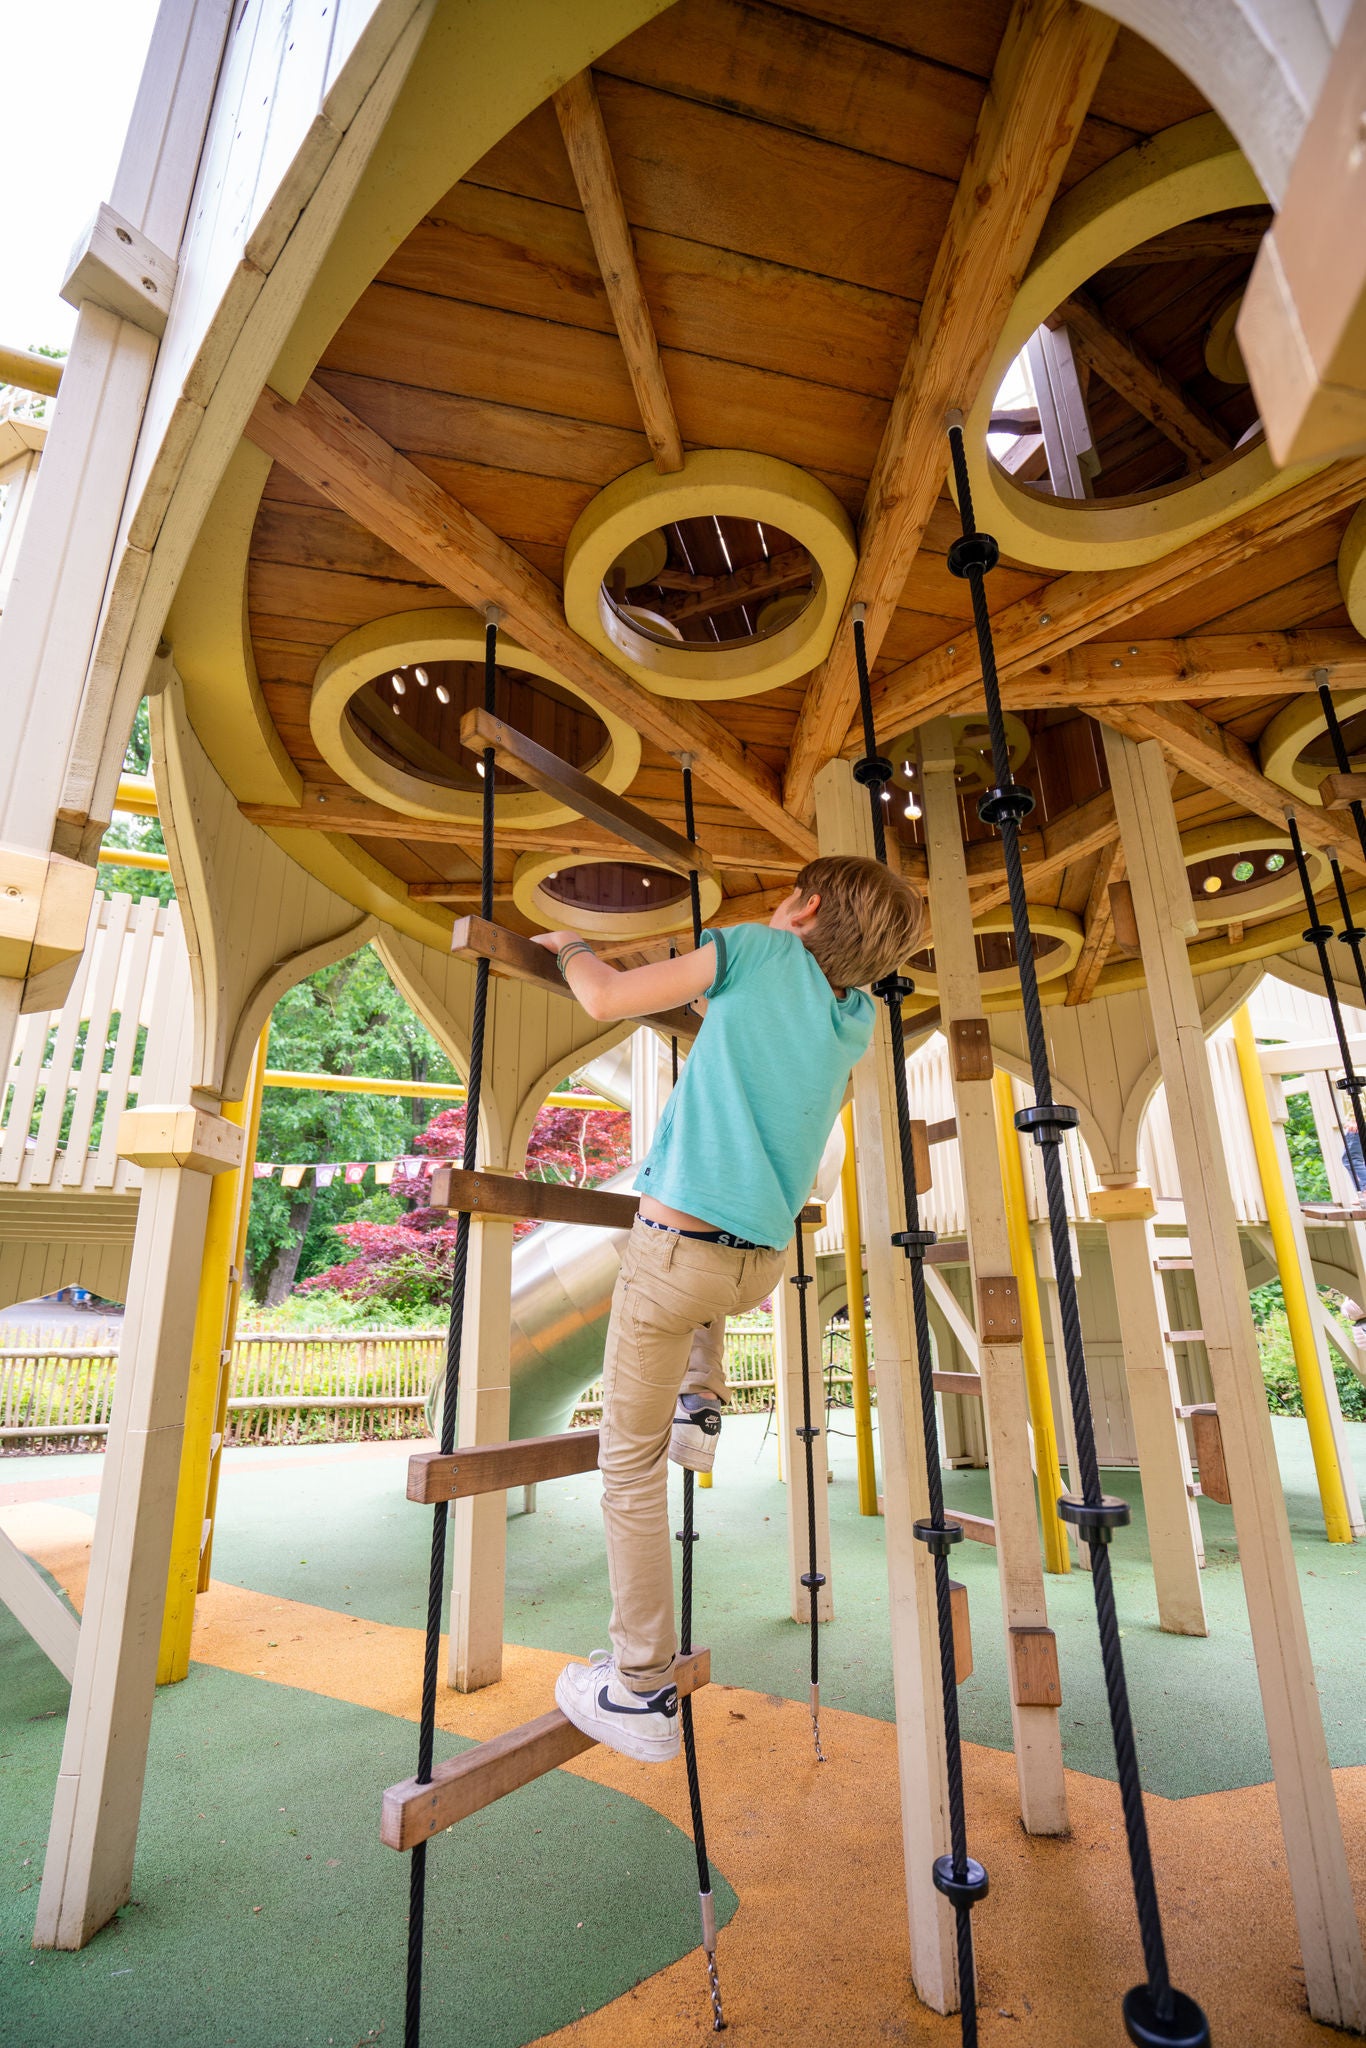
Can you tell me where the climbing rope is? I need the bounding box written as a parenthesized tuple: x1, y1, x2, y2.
(850, 596, 985, 2048)
(943, 416, 1208, 2048)
(405, 611, 501, 2048)
(1285, 810, 1366, 1170)
(675, 757, 725, 2031)
(791, 1218, 827, 1760)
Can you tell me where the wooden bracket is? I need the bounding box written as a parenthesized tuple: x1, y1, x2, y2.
(450, 915, 699, 1038)
(949, 1580, 973, 1685)
(428, 1167, 638, 1231)
(1088, 1184, 1156, 1223)
(1319, 771, 1366, 810)
(461, 709, 716, 880)
(59, 201, 176, 335)
(948, 1016, 993, 1082)
(1188, 1405, 1232, 1505)
(408, 1429, 601, 1505)
(1008, 1625, 1062, 1707)
(908, 1118, 932, 1192)
(381, 1646, 710, 1848)
(1108, 877, 1141, 952)
(976, 1273, 1022, 1343)
(797, 1201, 826, 1229)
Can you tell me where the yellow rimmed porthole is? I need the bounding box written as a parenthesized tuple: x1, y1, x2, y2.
(962, 115, 1306, 573)
(512, 850, 723, 940)
(562, 450, 856, 700)
(309, 608, 640, 827)
(905, 904, 1082, 999)
(1180, 820, 1321, 927)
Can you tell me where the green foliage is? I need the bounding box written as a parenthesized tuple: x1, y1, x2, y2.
(1283, 1086, 1331, 1202)
(100, 703, 172, 903)
(1252, 1279, 1366, 1421)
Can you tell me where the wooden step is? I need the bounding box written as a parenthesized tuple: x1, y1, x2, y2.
(428, 1167, 639, 1231)
(450, 914, 700, 1039)
(1153, 1255, 1194, 1272)
(461, 708, 716, 881)
(408, 1428, 601, 1505)
(1302, 1201, 1366, 1222)
(381, 1646, 710, 1850)
(1187, 1403, 1232, 1505)
(956, 1511, 997, 1547)
(933, 1370, 984, 1398)
(1164, 1328, 1205, 1344)
(925, 1115, 957, 1146)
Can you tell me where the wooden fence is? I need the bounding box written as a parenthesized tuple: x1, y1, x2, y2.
(0, 1322, 873, 1447)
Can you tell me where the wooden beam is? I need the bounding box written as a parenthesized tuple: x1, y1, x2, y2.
(659, 547, 812, 624)
(933, 1370, 985, 1397)
(710, 887, 789, 926)
(870, 454, 1366, 742)
(1066, 838, 1125, 1005)
(381, 1646, 711, 1850)
(427, 1167, 637, 1231)
(1060, 291, 1231, 469)
(460, 708, 715, 880)
(1320, 771, 1366, 808)
(1101, 701, 1366, 875)
(407, 1428, 602, 1506)
(957, 1512, 997, 1546)
(782, 0, 1118, 822)
(969, 790, 1118, 916)
(552, 70, 683, 474)
(450, 913, 701, 1037)
(244, 383, 815, 860)
(996, 627, 1366, 708)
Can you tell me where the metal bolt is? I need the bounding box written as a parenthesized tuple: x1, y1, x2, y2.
(1112, 658, 1123, 668)
(947, 645, 956, 657)
(1040, 612, 1052, 625)
(1127, 646, 1139, 656)
(142, 278, 157, 293)
(116, 227, 132, 244)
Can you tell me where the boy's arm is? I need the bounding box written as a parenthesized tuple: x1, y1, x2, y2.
(529, 931, 715, 1022)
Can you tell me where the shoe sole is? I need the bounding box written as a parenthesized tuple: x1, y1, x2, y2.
(554, 1668, 680, 1765)
(668, 1424, 719, 1473)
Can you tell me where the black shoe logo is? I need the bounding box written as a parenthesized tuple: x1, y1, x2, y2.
(598, 1684, 679, 1720)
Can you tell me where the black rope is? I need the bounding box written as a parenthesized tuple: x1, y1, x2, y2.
(944, 420, 1208, 2048)
(791, 1216, 827, 1759)
(405, 615, 500, 2048)
(675, 759, 724, 2029)
(1285, 811, 1366, 1169)
(850, 605, 983, 2048)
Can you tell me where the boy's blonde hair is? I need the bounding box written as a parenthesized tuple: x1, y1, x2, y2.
(792, 855, 924, 989)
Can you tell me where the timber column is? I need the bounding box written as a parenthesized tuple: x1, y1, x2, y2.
(1104, 726, 1366, 2029)
(448, 1203, 517, 1690)
(772, 1212, 834, 1623)
(35, 1103, 242, 1950)
(920, 719, 1067, 1836)
(1089, 1184, 1207, 1635)
(814, 756, 959, 2017)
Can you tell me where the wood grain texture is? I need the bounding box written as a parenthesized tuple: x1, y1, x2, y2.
(380, 1647, 711, 1849)
(1060, 289, 1230, 469)
(426, 1166, 638, 1230)
(783, 0, 1119, 821)
(1008, 1625, 1063, 1706)
(407, 1427, 603, 1505)
(449, 915, 701, 1039)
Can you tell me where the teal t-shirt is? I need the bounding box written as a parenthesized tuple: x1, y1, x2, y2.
(636, 924, 875, 1249)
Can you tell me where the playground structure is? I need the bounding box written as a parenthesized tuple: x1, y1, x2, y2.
(5, 1, 1366, 2041)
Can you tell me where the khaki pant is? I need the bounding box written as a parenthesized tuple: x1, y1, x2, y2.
(599, 1219, 786, 1692)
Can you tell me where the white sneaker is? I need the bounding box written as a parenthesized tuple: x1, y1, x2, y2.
(554, 1651, 680, 1764)
(670, 1393, 722, 1472)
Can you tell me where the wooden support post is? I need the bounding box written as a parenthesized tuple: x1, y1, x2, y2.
(448, 1207, 517, 1693)
(1105, 727, 1366, 2031)
(35, 1106, 242, 1950)
(814, 758, 958, 2016)
(920, 722, 1067, 1837)
(0, 1526, 79, 1680)
(1032, 1217, 1091, 1570)
(1089, 1186, 1208, 1635)
(772, 1215, 834, 1624)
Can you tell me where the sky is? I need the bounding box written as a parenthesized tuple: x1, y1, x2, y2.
(2, 0, 161, 354)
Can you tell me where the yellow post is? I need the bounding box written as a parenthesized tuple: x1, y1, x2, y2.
(1232, 1004, 1354, 1543)
(992, 1069, 1071, 1574)
(840, 1101, 878, 1515)
(156, 1031, 268, 1681)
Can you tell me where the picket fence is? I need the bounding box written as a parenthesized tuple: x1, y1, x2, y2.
(0, 1321, 871, 1447)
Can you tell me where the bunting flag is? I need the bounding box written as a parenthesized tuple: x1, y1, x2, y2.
(280, 1163, 307, 1188)
(314, 1163, 338, 1188)
(343, 1162, 367, 1185)
(375, 1160, 395, 1186)
(250, 1156, 446, 1186)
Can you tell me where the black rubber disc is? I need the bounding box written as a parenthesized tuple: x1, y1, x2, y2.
(1122, 1985, 1210, 2048)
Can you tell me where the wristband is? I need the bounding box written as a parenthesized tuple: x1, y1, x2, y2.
(556, 940, 595, 980)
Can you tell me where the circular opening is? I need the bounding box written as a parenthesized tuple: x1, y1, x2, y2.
(344, 660, 610, 796)
(601, 516, 819, 650)
(1298, 709, 1366, 777)
(910, 929, 1062, 977)
(1187, 847, 1290, 902)
(541, 861, 690, 915)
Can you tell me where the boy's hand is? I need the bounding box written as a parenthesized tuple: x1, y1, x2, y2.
(529, 930, 586, 954)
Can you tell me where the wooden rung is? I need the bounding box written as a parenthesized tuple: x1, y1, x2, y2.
(1164, 1329, 1205, 1344)
(450, 915, 699, 1039)
(381, 1646, 711, 1849)
(408, 1429, 600, 1505)
(428, 1167, 638, 1231)
(1153, 1256, 1194, 1271)
(1319, 770, 1366, 809)
(925, 1237, 970, 1266)
(956, 1511, 997, 1547)
(933, 1370, 984, 1397)
(461, 709, 717, 881)
(949, 1580, 972, 1684)
(925, 1116, 957, 1146)
(1188, 1404, 1232, 1505)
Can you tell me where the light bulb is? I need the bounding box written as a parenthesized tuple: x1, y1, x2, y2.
(880, 790, 891, 802)
(435, 683, 450, 704)
(1202, 874, 1222, 894)
(391, 702, 401, 716)
(476, 760, 485, 777)
(902, 758, 912, 777)
(903, 800, 921, 820)
(414, 666, 429, 686)
(642, 877, 651, 889)
(391, 672, 406, 695)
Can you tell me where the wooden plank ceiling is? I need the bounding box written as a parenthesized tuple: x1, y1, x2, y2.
(242, 0, 1366, 998)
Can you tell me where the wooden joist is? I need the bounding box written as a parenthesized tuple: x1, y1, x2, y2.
(956, 1512, 998, 1547)
(782, 0, 1119, 821)
(427, 1166, 638, 1230)
(449, 915, 701, 1039)
(1002, 629, 1366, 708)
(1320, 772, 1366, 809)
(1066, 839, 1125, 1006)
(245, 382, 816, 862)
(552, 70, 683, 475)
(459, 708, 715, 881)
(1059, 291, 1231, 469)
(408, 1428, 602, 1505)
(969, 791, 1118, 917)
(381, 1646, 710, 1850)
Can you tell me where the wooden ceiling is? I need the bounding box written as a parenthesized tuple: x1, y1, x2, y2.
(242, 0, 1366, 999)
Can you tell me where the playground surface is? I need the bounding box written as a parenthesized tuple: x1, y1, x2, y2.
(4, 1413, 1364, 2046)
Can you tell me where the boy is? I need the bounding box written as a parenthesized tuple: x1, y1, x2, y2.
(530, 855, 923, 1762)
